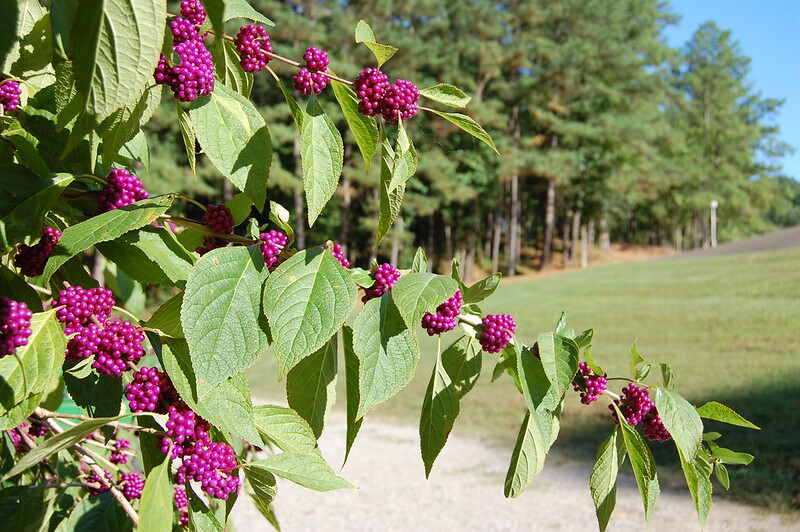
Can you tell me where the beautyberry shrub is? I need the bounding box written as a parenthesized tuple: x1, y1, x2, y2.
(610, 383, 654, 425)
(642, 408, 671, 442)
(479, 314, 516, 353)
(154, 39, 215, 102)
(572, 362, 608, 405)
(55, 286, 115, 335)
(125, 366, 178, 413)
(0, 80, 21, 112)
(169, 17, 200, 45)
(354, 68, 390, 116)
(0, 298, 32, 357)
(331, 242, 350, 268)
(235, 25, 272, 72)
(421, 290, 462, 335)
(13, 226, 61, 277)
(67, 319, 145, 376)
(180, 0, 206, 25)
(259, 230, 288, 270)
(381, 79, 419, 122)
(362, 263, 401, 302)
(97, 169, 149, 213)
(120, 472, 145, 500)
(293, 67, 328, 96)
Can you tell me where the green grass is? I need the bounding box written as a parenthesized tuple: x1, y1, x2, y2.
(248, 247, 800, 511)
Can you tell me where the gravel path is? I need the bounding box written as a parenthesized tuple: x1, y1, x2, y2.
(660, 226, 800, 260)
(233, 413, 796, 532)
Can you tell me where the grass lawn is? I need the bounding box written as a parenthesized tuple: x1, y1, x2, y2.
(248, 247, 800, 511)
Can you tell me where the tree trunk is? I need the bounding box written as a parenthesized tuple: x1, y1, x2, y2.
(580, 224, 589, 269)
(599, 216, 610, 252)
(569, 210, 582, 265)
(390, 217, 402, 265)
(541, 178, 556, 269)
(507, 173, 519, 276)
(491, 214, 502, 273)
(444, 220, 453, 260)
(561, 215, 571, 268)
(587, 220, 595, 248)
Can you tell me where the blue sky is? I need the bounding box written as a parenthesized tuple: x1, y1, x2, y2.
(664, 0, 799, 179)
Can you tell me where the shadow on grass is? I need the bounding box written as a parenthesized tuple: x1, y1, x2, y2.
(547, 376, 800, 512)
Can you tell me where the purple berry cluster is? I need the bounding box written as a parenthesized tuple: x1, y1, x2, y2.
(174, 486, 190, 527)
(55, 286, 115, 335)
(0, 80, 21, 112)
(180, 0, 206, 25)
(421, 290, 462, 336)
(478, 314, 516, 353)
(14, 226, 61, 277)
(331, 243, 350, 268)
(259, 230, 288, 270)
(362, 263, 401, 302)
(354, 68, 390, 116)
(6, 422, 47, 453)
(154, 26, 215, 102)
(120, 471, 144, 500)
(572, 362, 608, 405)
(610, 384, 654, 425)
(293, 47, 330, 96)
(125, 366, 178, 413)
(234, 25, 272, 73)
(0, 298, 32, 358)
(66, 318, 145, 376)
(110, 438, 130, 465)
(642, 409, 671, 442)
(97, 169, 149, 213)
(196, 205, 235, 255)
(85, 468, 114, 497)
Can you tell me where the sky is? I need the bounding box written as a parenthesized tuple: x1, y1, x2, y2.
(664, 0, 800, 179)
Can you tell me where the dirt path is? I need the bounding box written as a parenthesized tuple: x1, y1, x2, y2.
(232, 413, 796, 532)
(660, 226, 800, 260)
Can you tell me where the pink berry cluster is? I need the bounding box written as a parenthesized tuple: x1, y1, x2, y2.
(572, 362, 608, 405)
(642, 409, 671, 442)
(85, 468, 114, 497)
(610, 383, 671, 442)
(55, 286, 115, 335)
(294, 47, 330, 96)
(421, 290, 462, 336)
(0, 298, 32, 358)
(66, 318, 146, 376)
(120, 471, 144, 500)
(154, 19, 215, 102)
(259, 230, 288, 270)
(110, 438, 130, 465)
(353, 68, 419, 122)
(174, 485, 190, 526)
(6, 421, 47, 453)
(13, 226, 61, 277)
(331, 242, 350, 268)
(362, 263, 401, 302)
(196, 205, 235, 255)
(126, 366, 178, 413)
(0, 80, 21, 112)
(97, 169, 149, 213)
(478, 314, 516, 353)
(180, 0, 206, 25)
(234, 25, 272, 72)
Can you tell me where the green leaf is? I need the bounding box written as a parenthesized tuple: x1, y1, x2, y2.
(707, 442, 754, 465)
(419, 84, 471, 108)
(425, 108, 498, 155)
(503, 409, 547, 498)
(0, 264, 41, 311)
(574, 328, 594, 349)
(67, 0, 165, 122)
(34, 195, 174, 284)
(554, 312, 568, 335)
(160, 338, 263, 446)
(419, 347, 459, 478)
(3, 413, 159, 480)
(300, 98, 344, 226)
(678, 446, 713, 526)
(188, 83, 272, 211)
(211, 37, 254, 98)
(0, 173, 73, 250)
(225, 193, 253, 225)
(181, 246, 268, 394)
(64, 372, 122, 421)
(440, 336, 482, 399)
(331, 81, 378, 168)
(715, 463, 730, 490)
(377, 123, 417, 244)
(654, 388, 703, 460)
(97, 226, 195, 285)
(244, 464, 277, 524)
(536, 332, 579, 406)
(286, 336, 337, 439)
(461, 273, 501, 304)
(590, 429, 627, 532)
(0, 393, 43, 431)
(703, 432, 722, 441)
(268, 200, 294, 244)
(354, 20, 377, 43)
(263, 248, 355, 375)
(0, 309, 65, 413)
(659, 362, 675, 389)
(256, 453, 354, 492)
(138, 454, 172, 532)
(1, 0, 51, 78)
(353, 20, 397, 67)
(99, 85, 161, 168)
(342, 326, 362, 464)
(144, 292, 184, 338)
(696, 401, 760, 429)
(410, 247, 428, 273)
(0, 485, 58, 532)
(391, 272, 458, 331)
(252, 405, 318, 455)
(517, 344, 552, 412)
(177, 104, 196, 176)
(53, 491, 132, 532)
(349, 267, 373, 288)
(222, 0, 274, 26)
(613, 404, 660, 520)
(352, 295, 418, 419)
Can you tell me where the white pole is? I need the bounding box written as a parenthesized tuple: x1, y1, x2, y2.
(710, 200, 719, 247)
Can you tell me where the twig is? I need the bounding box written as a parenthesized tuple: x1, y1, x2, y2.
(602, 389, 621, 401)
(113, 306, 142, 323)
(160, 215, 258, 243)
(175, 193, 208, 212)
(35, 408, 165, 436)
(28, 284, 52, 296)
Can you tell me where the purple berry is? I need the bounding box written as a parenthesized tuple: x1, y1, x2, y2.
(361, 263, 401, 302)
(0, 80, 21, 112)
(55, 286, 115, 336)
(421, 290, 462, 336)
(125, 366, 173, 413)
(259, 230, 288, 270)
(293, 67, 328, 96)
(572, 362, 608, 405)
(202, 205, 234, 234)
(14, 226, 61, 277)
(303, 47, 329, 72)
(354, 68, 390, 116)
(110, 438, 130, 464)
(67, 319, 145, 376)
(169, 17, 199, 45)
(381, 79, 419, 122)
(27, 422, 49, 437)
(331, 243, 350, 268)
(85, 468, 114, 497)
(610, 384, 654, 426)
(97, 169, 149, 213)
(478, 314, 516, 353)
(642, 408, 671, 442)
(0, 298, 32, 358)
(180, 0, 206, 25)
(120, 471, 145, 500)
(234, 25, 272, 73)
(7, 425, 27, 452)
(154, 39, 215, 102)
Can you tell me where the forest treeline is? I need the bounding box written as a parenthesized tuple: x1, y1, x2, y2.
(143, 0, 799, 278)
